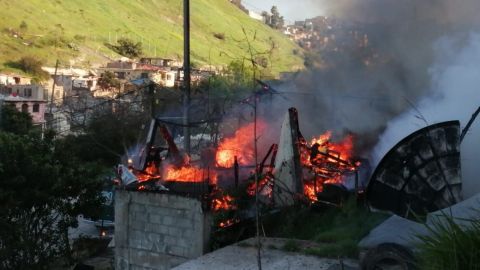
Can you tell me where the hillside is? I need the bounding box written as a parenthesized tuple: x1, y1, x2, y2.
(0, 0, 304, 75)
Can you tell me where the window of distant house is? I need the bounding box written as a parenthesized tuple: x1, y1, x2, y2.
(167, 75, 172, 80)
(87, 80, 93, 87)
(24, 88, 32, 97)
(21, 103, 28, 113)
(116, 72, 125, 79)
(33, 103, 39, 113)
(141, 73, 148, 79)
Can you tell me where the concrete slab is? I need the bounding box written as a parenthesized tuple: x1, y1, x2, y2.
(359, 193, 480, 251)
(173, 238, 359, 270)
(358, 215, 427, 250)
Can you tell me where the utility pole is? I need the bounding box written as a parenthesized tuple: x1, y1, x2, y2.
(183, 0, 191, 154)
(49, 59, 59, 114)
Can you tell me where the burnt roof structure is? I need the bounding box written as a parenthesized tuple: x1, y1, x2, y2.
(367, 121, 462, 219)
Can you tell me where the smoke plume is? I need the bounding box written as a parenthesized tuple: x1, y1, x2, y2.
(253, 0, 480, 158)
(373, 33, 480, 198)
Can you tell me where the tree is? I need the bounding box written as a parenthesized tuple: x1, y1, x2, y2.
(97, 71, 121, 90)
(62, 101, 148, 167)
(268, 6, 284, 30)
(111, 38, 143, 58)
(19, 21, 28, 32)
(6, 56, 50, 82)
(0, 105, 33, 135)
(0, 109, 104, 269)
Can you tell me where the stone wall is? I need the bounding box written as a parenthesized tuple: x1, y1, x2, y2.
(115, 190, 211, 270)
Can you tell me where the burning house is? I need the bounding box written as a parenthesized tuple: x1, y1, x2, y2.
(113, 104, 369, 269)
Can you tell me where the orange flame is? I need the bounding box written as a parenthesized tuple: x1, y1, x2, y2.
(300, 131, 358, 202)
(212, 195, 236, 211)
(164, 165, 217, 185)
(219, 218, 240, 228)
(216, 121, 267, 168)
(136, 163, 161, 182)
(247, 175, 272, 197)
(304, 182, 319, 202)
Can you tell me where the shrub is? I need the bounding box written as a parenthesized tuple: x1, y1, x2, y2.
(213, 32, 225, 40)
(110, 38, 143, 58)
(74, 34, 86, 42)
(19, 21, 28, 32)
(97, 71, 121, 90)
(14, 56, 49, 81)
(417, 214, 480, 270)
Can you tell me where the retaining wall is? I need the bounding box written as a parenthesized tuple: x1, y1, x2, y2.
(115, 190, 211, 270)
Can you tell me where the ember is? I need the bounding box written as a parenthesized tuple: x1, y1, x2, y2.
(211, 194, 236, 211)
(219, 218, 240, 228)
(247, 174, 273, 198)
(216, 121, 267, 168)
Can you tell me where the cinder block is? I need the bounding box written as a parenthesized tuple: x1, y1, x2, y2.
(148, 214, 162, 224)
(130, 203, 146, 212)
(164, 235, 177, 246)
(169, 245, 186, 257)
(182, 229, 194, 239)
(163, 216, 174, 226)
(176, 238, 190, 249)
(168, 226, 182, 236)
(144, 223, 167, 234)
(175, 218, 194, 229)
(130, 219, 146, 231)
(134, 212, 148, 222)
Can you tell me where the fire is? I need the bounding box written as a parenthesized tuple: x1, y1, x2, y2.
(304, 182, 318, 201)
(219, 218, 240, 228)
(216, 121, 267, 168)
(135, 163, 161, 182)
(300, 131, 358, 202)
(164, 165, 217, 184)
(247, 174, 273, 198)
(211, 194, 236, 211)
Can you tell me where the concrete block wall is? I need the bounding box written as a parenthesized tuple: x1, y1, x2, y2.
(115, 190, 211, 270)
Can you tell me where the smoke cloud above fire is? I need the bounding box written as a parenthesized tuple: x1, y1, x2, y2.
(252, 0, 480, 158)
(373, 33, 480, 198)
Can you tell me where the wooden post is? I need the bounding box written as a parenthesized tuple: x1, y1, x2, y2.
(183, 0, 191, 154)
(234, 156, 239, 188)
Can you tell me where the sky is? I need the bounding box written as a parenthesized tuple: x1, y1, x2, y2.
(241, 0, 326, 23)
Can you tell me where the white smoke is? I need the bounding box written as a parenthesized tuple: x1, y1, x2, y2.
(372, 33, 480, 198)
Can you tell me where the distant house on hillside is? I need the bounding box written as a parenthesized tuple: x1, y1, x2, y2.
(42, 67, 96, 104)
(248, 10, 264, 21)
(0, 73, 31, 85)
(0, 84, 46, 100)
(100, 60, 178, 88)
(139, 58, 180, 68)
(0, 94, 47, 129)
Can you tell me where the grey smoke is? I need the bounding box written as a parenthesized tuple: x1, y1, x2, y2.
(251, 0, 480, 155)
(373, 33, 480, 198)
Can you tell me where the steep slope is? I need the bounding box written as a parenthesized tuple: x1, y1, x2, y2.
(0, 0, 303, 74)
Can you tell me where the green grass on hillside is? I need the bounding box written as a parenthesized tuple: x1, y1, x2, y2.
(264, 199, 389, 258)
(0, 0, 303, 75)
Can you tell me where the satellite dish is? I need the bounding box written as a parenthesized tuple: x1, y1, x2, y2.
(367, 121, 462, 219)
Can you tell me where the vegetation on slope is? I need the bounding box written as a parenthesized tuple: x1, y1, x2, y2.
(264, 199, 389, 258)
(0, 0, 303, 75)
